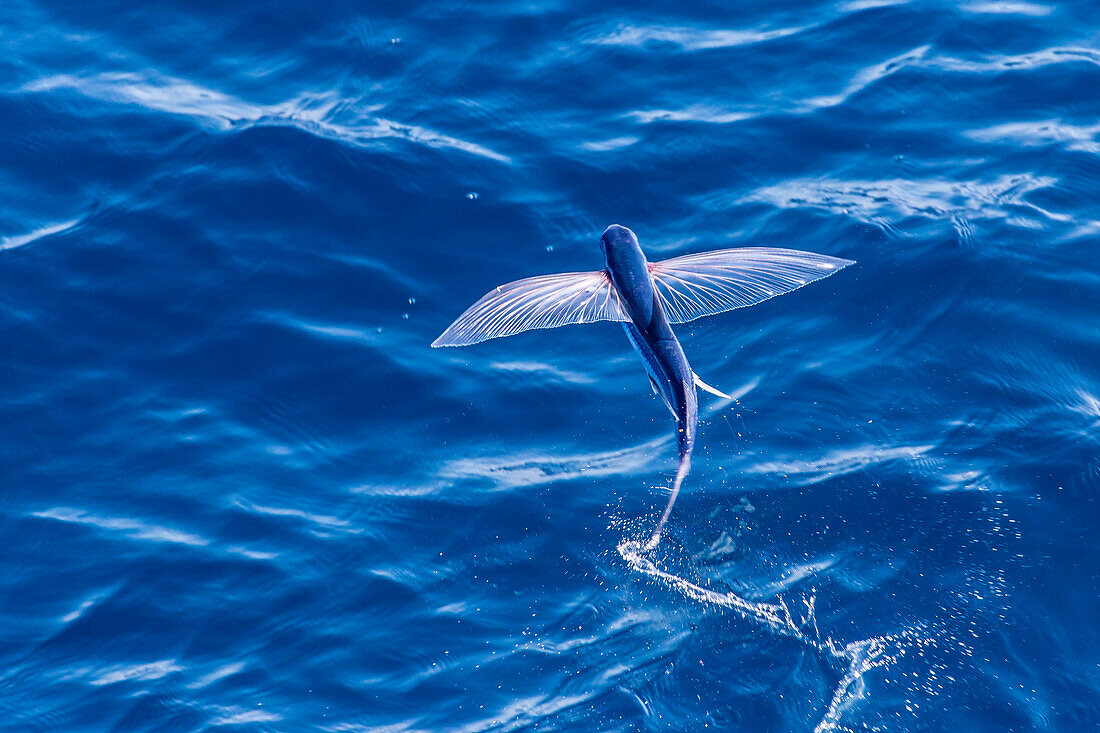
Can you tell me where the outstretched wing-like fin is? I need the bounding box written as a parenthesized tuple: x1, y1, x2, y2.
(432, 270, 627, 347)
(649, 248, 854, 324)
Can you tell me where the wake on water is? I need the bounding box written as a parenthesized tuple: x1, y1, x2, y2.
(618, 384, 910, 731)
(620, 535, 894, 732)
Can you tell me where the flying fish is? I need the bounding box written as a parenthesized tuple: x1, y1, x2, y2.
(433, 225, 853, 548)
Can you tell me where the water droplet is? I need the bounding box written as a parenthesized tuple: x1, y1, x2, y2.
(465, 192, 479, 200)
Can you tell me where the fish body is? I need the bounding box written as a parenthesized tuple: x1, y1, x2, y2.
(602, 224, 697, 459)
(433, 225, 854, 546)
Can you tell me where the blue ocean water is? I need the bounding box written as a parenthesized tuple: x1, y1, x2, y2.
(2, 0, 1099, 730)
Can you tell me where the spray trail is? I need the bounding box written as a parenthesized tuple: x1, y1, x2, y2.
(619, 538, 891, 730)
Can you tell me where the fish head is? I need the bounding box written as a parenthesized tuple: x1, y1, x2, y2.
(599, 224, 646, 271)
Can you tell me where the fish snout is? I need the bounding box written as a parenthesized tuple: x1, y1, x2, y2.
(599, 224, 640, 260)
(601, 224, 635, 244)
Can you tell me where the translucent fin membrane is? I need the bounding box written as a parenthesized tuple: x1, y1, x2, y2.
(432, 270, 627, 347)
(650, 248, 854, 324)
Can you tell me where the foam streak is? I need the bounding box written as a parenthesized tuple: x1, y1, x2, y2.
(619, 540, 888, 730)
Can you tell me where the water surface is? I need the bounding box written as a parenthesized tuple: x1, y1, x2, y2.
(2, 0, 1099, 730)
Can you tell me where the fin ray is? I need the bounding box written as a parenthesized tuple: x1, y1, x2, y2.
(433, 270, 627, 347)
(649, 248, 854, 324)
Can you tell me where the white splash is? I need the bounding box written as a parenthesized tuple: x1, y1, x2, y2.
(619, 539, 890, 730)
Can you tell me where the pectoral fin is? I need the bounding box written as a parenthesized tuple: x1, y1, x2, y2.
(694, 372, 732, 400)
(649, 247, 854, 324)
(432, 269, 628, 347)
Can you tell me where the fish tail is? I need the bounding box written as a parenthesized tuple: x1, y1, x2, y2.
(645, 449, 692, 550)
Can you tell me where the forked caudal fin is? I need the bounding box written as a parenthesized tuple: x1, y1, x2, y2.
(645, 451, 692, 550)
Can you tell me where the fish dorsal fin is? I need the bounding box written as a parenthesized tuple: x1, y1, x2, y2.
(432, 270, 628, 347)
(648, 247, 854, 324)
